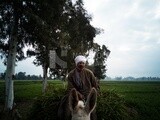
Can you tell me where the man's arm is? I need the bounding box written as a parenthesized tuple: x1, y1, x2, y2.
(90, 71, 100, 91)
(67, 74, 74, 93)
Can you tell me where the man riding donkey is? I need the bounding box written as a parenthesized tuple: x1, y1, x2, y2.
(58, 55, 99, 120)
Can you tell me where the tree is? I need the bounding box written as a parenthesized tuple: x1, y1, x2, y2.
(0, 0, 66, 111)
(0, 0, 23, 111)
(27, 0, 101, 92)
(93, 45, 110, 80)
(16, 72, 26, 80)
(52, 0, 101, 71)
(26, 0, 66, 93)
(0, 0, 109, 114)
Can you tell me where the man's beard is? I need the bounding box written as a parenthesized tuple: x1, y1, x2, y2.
(77, 65, 84, 70)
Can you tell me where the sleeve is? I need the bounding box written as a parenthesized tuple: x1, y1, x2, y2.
(90, 71, 100, 92)
(66, 73, 74, 93)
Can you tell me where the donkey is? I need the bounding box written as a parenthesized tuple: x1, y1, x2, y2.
(68, 88, 97, 120)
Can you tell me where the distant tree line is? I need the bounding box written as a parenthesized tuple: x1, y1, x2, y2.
(106, 76, 160, 81)
(0, 72, 44, 80)
(1, 72, 159, 81)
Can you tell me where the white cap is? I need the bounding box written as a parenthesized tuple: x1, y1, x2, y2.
(74, 55, 86, 65)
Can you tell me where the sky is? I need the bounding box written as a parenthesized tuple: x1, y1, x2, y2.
(0, 0, 160, 78)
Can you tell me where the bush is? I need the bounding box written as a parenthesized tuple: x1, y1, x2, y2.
(97, 90, 130, 120)
(27, 87, 65, 120)
(28, 88, 131, 120)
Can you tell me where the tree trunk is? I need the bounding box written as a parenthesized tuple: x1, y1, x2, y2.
(5, 32, 17, 111)
(4, 3, 18, 111)
(42, 63, 48, 93)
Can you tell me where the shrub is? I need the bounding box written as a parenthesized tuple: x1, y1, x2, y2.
(27, 87, 65, 120)
(28, 88, 131, 120)
(97, 90, 130, 120)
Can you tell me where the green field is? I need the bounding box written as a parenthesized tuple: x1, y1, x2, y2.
(100, 81, 160, 120)
(0, 80, 160, 120)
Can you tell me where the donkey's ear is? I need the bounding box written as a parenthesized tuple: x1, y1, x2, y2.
(85, 88, 97, 114)
(69, 88, 79, 112)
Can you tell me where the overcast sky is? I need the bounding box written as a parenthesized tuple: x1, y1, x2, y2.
(0, 0, 160, 78)
(84, 0, 160, 77)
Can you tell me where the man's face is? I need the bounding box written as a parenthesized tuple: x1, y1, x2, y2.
(77, 61, 85, 70)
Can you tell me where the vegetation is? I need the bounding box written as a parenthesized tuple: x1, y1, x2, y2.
(101, 81, 160, 120)
(97, 90, 130, 120)
(27, 88, 129, 120)
(27, 87, 65, 120)
(106, 76, 160, 81)
(0, 0, 110, 110)
(0, 72, 43, 80)
(0, 80, 160, 120)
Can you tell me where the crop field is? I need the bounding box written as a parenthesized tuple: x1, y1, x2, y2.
(100, 81, 160, 120)
(0, 80, 160, 120)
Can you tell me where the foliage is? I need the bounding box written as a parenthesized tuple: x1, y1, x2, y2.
(97, 90, 130, 120)
(27, 86, 65, 120)
(0, 72, 43, 80)
(27, 86, 130, 120)
(23, 0, 105, 81)
(88, 45, 110, 80)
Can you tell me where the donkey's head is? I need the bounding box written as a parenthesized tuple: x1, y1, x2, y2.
(69, 88, 97, 120)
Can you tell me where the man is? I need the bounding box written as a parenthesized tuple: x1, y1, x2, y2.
(68, 55, 99, 120)
(67, 55, 99, 100)
(58, 55, 99, 120)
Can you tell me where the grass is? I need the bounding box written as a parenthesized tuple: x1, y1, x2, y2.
(100, 81, 160, 120)
(0, 80, 160, 120)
